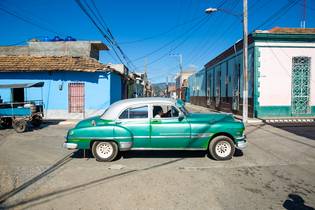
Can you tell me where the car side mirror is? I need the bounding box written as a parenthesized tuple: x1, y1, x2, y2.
(178, 113, 185, 121)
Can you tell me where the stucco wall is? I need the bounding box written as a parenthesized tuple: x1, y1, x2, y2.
(205, 47, 254, 99)
(188, 69, 206, 97)
(0, 71, 122, 119)
(257, 42, 315, 107)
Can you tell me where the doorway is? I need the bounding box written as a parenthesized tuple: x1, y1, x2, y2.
(68, 83, 85, 113)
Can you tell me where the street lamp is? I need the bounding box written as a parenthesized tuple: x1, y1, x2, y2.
(205, 8, 242, 18)
(205, 0, 248, 124)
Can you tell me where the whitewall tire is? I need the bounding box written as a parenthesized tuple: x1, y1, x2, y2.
(92, 141, 118, 162)
(209, 136, 235, 160)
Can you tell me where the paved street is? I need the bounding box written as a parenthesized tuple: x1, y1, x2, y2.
(0, 107, 315, 210)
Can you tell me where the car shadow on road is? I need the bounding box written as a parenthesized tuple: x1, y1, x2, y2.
(71, 149, 93, 159)
(283, 193, 314, 210)
(121, 150, 208, 159)
(71, 149, 243, 160)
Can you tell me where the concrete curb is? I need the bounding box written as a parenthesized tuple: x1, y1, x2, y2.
(185, 103, 264, 125)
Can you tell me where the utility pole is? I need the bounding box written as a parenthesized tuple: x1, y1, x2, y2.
(179, 54, 183, 74)
(170, 53, 183, 99)
(166, 76, 169, 97)
(301, 0, 306, 28)
(144, 57, 147, 74)
(205, 1, 248, 123)
(144, 57, 147, 97)
(242, 0, 248, 123)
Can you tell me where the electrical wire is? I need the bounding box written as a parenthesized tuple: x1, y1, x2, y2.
(186, 0, 242, 65)
(85, 0, 138, 70)
(145, 16, 211, 66)
(132, 16, 209, 62)
(253, 0, 300, 30)
(118, 15, 206, 45)
(0, 6, 62, 36)
(187, 0, 297, 67)
(74, 0, 132, 69)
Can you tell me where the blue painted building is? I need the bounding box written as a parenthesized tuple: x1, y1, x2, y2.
(0, 40, 128, 119)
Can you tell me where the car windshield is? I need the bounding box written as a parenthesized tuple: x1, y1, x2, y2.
(101, 107, 109, 117)
(179, 104, 189, 115)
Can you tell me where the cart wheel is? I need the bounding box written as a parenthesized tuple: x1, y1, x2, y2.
(0, 118, 12, 129)
(13, 120, 27, 133)
(31, 115, 43, 128)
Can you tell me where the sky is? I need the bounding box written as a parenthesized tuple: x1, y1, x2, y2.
(0, 0, 314, 83)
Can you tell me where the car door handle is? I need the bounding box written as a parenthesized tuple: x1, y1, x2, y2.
(116, 121, 122, 124)
(151, 119, 160, 123)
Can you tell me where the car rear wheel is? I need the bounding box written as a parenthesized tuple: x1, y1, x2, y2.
(209, 136, 235, 160)
(12, 119, 27, 133)
(92, 141, 118, 162)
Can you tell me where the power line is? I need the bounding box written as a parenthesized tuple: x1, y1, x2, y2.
(89, 0, 114, 39)
(145, 16, 211, 66)
(253, 0, 300, 30)
(186, 0, 242, 65)
(183, 0, 232, 64)
(79, 0, 129, 66)
(0, 6, 62, 36)
(85, 0, 137, 70)
(144, 0, 230, 78)
(132, 16, 209, 62)
(187, 0, 297, 67)
(74, 0, 133, 69)
(118, 15, 206, 45)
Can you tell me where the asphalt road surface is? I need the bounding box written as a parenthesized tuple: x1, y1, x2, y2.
(0, 111, 314, 209)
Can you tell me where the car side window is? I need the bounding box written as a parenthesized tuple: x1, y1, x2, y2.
(153, 105, 179, 118)
(119, 106, 148, 119)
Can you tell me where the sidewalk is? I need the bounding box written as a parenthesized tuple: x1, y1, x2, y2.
(43, 119, 79, 126)
(185, 103, 264, 125)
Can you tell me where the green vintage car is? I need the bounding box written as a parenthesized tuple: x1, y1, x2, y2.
(64, 97, 247, 161)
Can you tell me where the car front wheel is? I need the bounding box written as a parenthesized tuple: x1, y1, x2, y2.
(92, 141, 118, 162)
(209, 136, 235, 160)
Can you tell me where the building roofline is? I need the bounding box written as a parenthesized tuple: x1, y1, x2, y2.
(204, 27, 315, 69)
(26, 40, 109, 51)
(0, 55, 126, 75)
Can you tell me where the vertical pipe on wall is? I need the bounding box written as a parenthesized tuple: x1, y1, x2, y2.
(242, 0, 248, 123)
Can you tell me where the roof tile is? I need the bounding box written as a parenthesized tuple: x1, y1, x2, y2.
(0, 56, 110, 72)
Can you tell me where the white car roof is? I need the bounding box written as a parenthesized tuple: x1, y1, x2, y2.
(101, 97, 176, 120)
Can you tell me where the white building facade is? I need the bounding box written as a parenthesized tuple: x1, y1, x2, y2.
(189, 28, 315, 118)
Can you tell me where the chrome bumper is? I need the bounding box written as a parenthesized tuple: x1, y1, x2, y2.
(235, 135, 247, 150)
(63, 143, 78, 150)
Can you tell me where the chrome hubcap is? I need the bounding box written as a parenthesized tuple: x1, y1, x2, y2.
(96, 142, 113, 159)
(215, 141, 231, 158)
